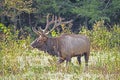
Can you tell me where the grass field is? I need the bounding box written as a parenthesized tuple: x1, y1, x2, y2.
(0, 23, 120, 80)
(0, 48, 120, 80)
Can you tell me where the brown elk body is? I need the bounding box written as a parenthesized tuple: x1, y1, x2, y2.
(31, 14, 90, 66)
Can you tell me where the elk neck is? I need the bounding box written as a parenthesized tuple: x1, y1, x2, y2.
(45, 37, 59, 56)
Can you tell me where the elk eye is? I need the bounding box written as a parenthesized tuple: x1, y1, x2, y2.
(36, 38, 41, 42)
(37, 38, 44, 43)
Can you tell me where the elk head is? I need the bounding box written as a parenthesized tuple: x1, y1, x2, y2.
(31, 14, 73, 50)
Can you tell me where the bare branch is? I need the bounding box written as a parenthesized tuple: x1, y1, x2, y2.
(103, 0, 111, 10)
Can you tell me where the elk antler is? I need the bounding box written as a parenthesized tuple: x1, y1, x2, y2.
(32, 14, 73, 35)
(32, 23, 43, 35)
(43, 14, 55, 33)
(44, 14, 73, 34)
(46, 19, 73, 34)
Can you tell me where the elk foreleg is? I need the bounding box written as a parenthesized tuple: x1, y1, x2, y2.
(57, 52, 65, 64)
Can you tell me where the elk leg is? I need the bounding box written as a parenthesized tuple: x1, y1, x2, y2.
(66, 56, 71, 66)
(57, 52, 65, 64)
(58, 58, 64, 64)
(84, 52, 89, 66)
(77, 56, 81, 65)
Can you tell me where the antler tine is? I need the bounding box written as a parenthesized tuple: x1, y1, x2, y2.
(43, 14, 55, 33)
(46, 14, 50, 25)
(32, 23, 39, 35)
(46, 17, 73, 35)
(32, 22, 43, 35)
(62, 19, 73, 24)
(32, 27, 41, 35)
(44, 14, 73, 35)
(45, 16, 59, 34)
(38, 27, 44, 33)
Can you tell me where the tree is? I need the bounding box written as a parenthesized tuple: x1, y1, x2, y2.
(102, 0, 120, 25)
(0, 0, 120, 34)
(0, 0, 36, 30)
(71, 0, 109, 26)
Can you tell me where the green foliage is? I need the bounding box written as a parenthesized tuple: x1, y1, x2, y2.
(0, 25, 31, 75)
(0, 0, 36, 31)
(0, 23, 10, 34)
(4, 0, 35, 13)
(80, 20, 120, 51)
(36, 0, 73, 15)
(72, 0, 109, 23)
(1, 0, 120, 32)
(36, 0, 57, 14)
(51, 30, 58, 37)
(104, 0, 120, 17)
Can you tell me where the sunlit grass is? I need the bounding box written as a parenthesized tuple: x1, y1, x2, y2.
(0, 49, 120, 80)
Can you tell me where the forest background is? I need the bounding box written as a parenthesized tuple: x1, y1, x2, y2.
(0, 0, 120, 79)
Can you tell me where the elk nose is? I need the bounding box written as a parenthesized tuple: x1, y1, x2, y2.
(30, 43, 34, 48)
(30, 45, 35, 50)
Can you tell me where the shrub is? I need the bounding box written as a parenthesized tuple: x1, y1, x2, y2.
(0, 24, 31, 75)
(80, 20, 120, 51)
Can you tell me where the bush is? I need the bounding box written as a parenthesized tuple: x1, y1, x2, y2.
(80, 20, 120, 51)
(0, 24, 31, 75)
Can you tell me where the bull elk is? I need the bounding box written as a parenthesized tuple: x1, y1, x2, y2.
(31, 14, 90, 67)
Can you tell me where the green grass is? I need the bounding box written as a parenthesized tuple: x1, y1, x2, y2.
(0, 23, 120, 80)
(0, 49, 120, 80)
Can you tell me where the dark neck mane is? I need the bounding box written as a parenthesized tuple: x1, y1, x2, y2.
(45, 37, 59, 56)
